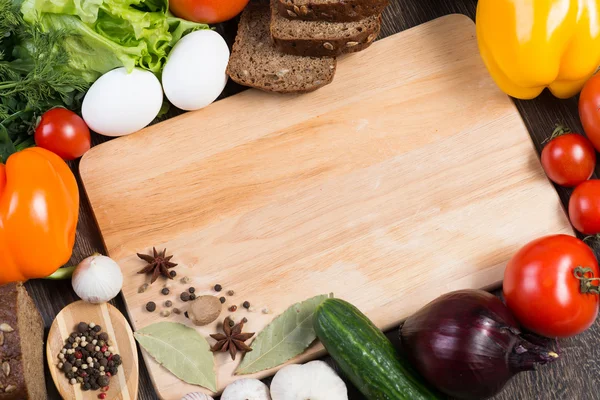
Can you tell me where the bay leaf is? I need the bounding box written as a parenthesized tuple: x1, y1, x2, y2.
(236, 294, 330, 375)
(134, 321, 216, 391)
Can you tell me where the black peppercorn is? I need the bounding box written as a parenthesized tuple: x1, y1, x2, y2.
(146, 302, 156, 312)
(165, 300, 173, 307)
(91, 383, 100, 390)
(219, 297, 226, 304)
(214, 284, 222, 292)
(99, 358, 108, 367)
(68, 336, 75, 344)
(98, 332, 109, 341)
(188, 287, 195, 293)
(112, 354, 121, 363)
(98, 340, 105, 347)
(169, 270, 177, 278)
(67, 355, 76, 363)
(173, 308, 181, 314)
(184, 311, 189, 319)
(87, 335, 93, 342)
(75, 360, 82, 367)
(108, 361, 115, 368)
(96, 352, 104, 360)
(180, 292, 190, 302)
(97, 375, 110, 387)
(189, 293, 196, 300)
(161, 288, 170, 295)
(70, 332, 79, 338)
(63, 362, 73, 373)
(86, 344, 94, 352)
(242, 317, 248, 323)
(243, 301, 250, 309)
(77, 322, 89, 333)
(93, 325, 102, 332)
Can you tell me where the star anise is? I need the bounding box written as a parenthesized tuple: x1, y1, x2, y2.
(210, 317, 255, 360)
(136, 247, 177, 284)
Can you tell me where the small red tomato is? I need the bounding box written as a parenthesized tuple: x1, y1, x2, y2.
(169, 0, 249, 24)
(569, 180, 600, 234)
(503, 235, 599, 338)
(541, 132, 595, 187)
(35, 108, 91, 161)
(580, 74, 600, 152)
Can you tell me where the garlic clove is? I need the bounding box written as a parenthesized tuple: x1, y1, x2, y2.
(221, 378, 271, 400)
(180, 393, 215, 400)
(270, 361, 348, 400)
(72, 255, 123, 303)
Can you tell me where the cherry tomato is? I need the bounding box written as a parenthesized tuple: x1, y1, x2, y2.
(169, 0, 250, 24)
(580, 74, 600, 152)
(541, 133, 595, 187)
(569, 180, 600, 235)
(35, 108, 91, 161)
(503, 235, 599, 338)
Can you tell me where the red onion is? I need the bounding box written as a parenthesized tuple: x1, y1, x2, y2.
(400, 290, 558, 400)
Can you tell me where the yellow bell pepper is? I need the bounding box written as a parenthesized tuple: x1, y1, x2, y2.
(476, 0, 600, 100)
(0, 147, 79, 284)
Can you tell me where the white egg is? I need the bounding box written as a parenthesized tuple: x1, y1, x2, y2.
(82, 67, 163, 137)
(162, 30, 230, 111)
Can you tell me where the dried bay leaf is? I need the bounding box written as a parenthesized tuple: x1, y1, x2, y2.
(134, 322, 216, 391)
(236, 294, 330, 375)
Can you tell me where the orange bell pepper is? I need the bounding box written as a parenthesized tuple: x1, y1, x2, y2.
(0, 147, 79, 284)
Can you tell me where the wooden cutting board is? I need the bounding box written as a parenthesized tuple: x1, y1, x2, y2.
(80, 14, 572, 398)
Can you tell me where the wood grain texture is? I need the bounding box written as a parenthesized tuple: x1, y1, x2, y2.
(29, 0, 600, 399)
(46, 301, 139, 400)
(79, 14, 570, 398)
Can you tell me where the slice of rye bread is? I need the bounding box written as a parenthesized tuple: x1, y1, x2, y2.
(270, 0, 382, 57)
(0, 283, 45, 400)
(277, 0, 389, 22)
(227, 2, 336, 93)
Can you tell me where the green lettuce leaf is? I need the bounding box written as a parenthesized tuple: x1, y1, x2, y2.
(21, 0, 207, 82)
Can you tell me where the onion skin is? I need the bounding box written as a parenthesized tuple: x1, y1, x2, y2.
(400, 290, 558, 400)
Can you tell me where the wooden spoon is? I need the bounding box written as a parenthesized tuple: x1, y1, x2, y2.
(46, 301, 139, 400)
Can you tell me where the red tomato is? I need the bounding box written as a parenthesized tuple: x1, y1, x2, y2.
(503, 235, 599, 338)
(541, 133, 595, 187)
(35, 108, 91, 161)
(580, 74, 600, 152)
(569, 180, 600, 235)
(169, 0, 250, 24)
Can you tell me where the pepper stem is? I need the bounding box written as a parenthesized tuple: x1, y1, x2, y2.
(573, 266, 600, 295)
(45, 266, 76, 280)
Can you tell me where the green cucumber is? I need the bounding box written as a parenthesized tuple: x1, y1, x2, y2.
(314, 298, 440, 400)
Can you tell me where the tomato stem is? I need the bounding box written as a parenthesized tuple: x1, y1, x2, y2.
(573, 266, 600, 295)
(543, 124, 572, 144)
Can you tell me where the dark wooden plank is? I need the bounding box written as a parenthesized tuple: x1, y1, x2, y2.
(29, 0, 600, 399)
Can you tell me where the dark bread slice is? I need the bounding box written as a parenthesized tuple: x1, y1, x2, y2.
(0, 283, 45, 400)
(277, 0, 389, 22)
(227, 2, 336, 93)
(271, 0, 382, 57)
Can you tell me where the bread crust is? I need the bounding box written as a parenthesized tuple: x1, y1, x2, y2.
(277, 0, 389, 22)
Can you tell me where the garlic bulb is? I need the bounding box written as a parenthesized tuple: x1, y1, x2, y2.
(72, 255, 123, 303)
(270, 361, 347, 400)
(181, 393, 214, 400)
(221, 379, 271, 400)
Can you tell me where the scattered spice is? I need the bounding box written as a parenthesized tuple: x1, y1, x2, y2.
(219, 297, 226, 304)
(57, 322, 122, 393)
(164, 300, 173, 307)
(169, 270, 177, 278)
(180, 276, 191, 284)
(146, 302, 156, 312)
(262, 307, 271, 314)
(229, 305, 238, 312)
(161, 288, 170, 295)
(189, 293, 196, 300)
(173, 308, 182, 315)
(180, 292, 191, 302)
(138, 283, 150, 293)
(214, 284, 222, 292)
(248, 306, 256, 312)
(242, 317, 248, 323)
(136, 247, 178, 284)
(160, 310, 171, 317)
(227, 290, 235, 296)
(210, 317, 255, 360)
(243, 301, 250, 309)
(188, 287, 196, 294)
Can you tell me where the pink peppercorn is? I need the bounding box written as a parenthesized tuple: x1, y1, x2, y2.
(102, 386, 109, 392)
(100, 346, 108, 353)
(98, 394, 106, 400)
(106, 372, 112, 377)
(107, 355, 113, 362)
(75, 351, 83, 359)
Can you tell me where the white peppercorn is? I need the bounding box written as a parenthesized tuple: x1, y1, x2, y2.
(86, 357, 93, 363)
(81, 364, 88, 370)
(58, 362, 63, 369)
(95, 346, 100, 352)
(89, 322, 96, 328)
(100, 366, 105, 371)
(70, 378, 77, 385)
(100, 371, 105, 376)
(72, 367, 77, 372)
(92, 339, 98, 345)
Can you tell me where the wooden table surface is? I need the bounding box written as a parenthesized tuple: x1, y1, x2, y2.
(28, 0, 600, 399)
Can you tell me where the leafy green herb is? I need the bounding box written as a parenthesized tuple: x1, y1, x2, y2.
(236, 294, 331, 375)
(134, 321, 216, 391)
(0, 0, 88, 162)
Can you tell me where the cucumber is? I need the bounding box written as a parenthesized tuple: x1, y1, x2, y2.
(314, 298, 440, 400)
